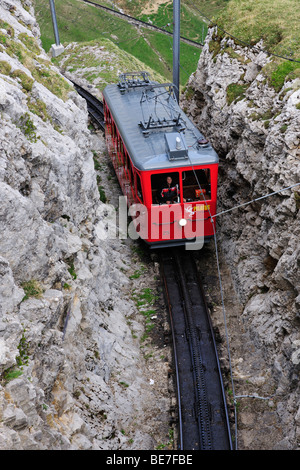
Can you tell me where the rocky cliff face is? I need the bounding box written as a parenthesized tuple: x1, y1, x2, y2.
(182, 27, 300, 449)
(0, 0, 171, 450)
(1, 0, 299, 451)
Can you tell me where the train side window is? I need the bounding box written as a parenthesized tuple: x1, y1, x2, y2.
(112, 121, 117, 142)
(105, 104, 111, 125)
(117, 138, 124, 166)
(125, 152, 129, 172)
(125, 154, 134, 184)
(136, 173, 143, 203)
(130, 163, 135, 187)
(182, 169, 211, 202)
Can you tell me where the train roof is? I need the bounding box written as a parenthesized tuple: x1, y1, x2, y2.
(102, 72, 219, 172)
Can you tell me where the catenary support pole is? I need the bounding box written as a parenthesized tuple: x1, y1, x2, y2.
(49, 0, 64, 57)
(173, 0, 180, 102)
(49, 0, 60, 45)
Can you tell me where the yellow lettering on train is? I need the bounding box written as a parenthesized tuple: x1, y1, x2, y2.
(193, 205, 210, 212)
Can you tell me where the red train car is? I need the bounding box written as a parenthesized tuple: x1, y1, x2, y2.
(102, 72, 218, 249)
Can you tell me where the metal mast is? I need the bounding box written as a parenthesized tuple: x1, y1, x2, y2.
(173, 0, 180, 102)
(49, 0, 64, 57)
(49, 0, 60, 45)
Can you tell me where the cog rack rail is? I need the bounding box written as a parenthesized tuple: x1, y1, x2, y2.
(159, 249, 233, 450)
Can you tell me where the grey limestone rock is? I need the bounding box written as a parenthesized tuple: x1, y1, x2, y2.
(181, 26, 300, 449)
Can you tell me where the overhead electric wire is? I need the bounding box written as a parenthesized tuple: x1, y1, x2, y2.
(80, 0, 203, 48)
(213, 182, 300, 218)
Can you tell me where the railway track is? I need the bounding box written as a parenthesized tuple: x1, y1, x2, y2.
(71, 80, 105, 131)
(159, 248, 232, 450)
(71, 79, 232, 450)
(80, 0, 203, 49)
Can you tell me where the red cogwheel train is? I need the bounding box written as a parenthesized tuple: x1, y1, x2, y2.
(102, 72, 218, 249)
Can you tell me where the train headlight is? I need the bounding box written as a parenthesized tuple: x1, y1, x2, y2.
(179, 218, 187, 227)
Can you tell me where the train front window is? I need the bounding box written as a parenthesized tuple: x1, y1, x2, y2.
(151, 172, 180, 204)
(182, 169, 211, 202)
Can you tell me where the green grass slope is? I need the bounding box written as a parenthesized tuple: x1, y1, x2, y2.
(214, 0, 299, 57)
(214, 0, 300, 91)
(32, 0, 299, 93)
(114, 0, 227, 21)
(32, 0, 203, 87)
(51, 38, 166, 92)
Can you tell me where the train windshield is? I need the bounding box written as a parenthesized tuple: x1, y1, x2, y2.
(151, 173, 180, 205)
(151, 170, 211, 204)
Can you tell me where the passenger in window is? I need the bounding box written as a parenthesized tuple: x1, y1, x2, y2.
(159, 175, 185, 204)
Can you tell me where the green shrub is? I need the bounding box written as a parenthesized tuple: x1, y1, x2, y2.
(280, 124, 288, 133)
(17, 113, 38, 142)
(2, 369, 23, 382)
(0, 32, 8, 45)
(226, 83, 248, 105)
(11, 69, 34, 92)
(0, 60, 12, 75)
(18, 32, 40, 55)
(98, 184, 107, 203)
(67, 262, 77, 280)
(269, 61, 300, 92)
(16, 332, 29, 367)
(0, 19, 14, 38)
(27, 97, 49, 121)
(21, 280, 43, 301)
(32, 66, 73, 101)
(294, 192, 300, 210)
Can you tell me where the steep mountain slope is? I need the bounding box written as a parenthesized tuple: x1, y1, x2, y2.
(32, 0, 203, 86)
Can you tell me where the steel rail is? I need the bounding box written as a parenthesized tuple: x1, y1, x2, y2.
(159, 248, 232, 450)
(160, 262, 184, 450)
(70, 80, 105, 130)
